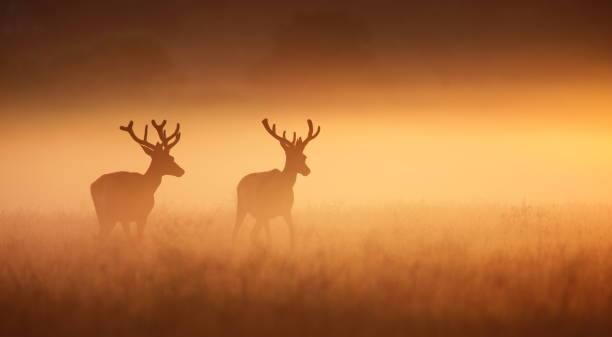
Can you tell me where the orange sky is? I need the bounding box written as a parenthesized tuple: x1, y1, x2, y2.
(2, 1, 612, 210)
(2, 80, 612, 211)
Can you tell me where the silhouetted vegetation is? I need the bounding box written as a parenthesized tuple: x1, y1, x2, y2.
(2, 203, 612, 336)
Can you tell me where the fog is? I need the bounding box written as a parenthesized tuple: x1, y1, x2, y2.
(3, 89, 612, 211)
(2, 0, 612, 210)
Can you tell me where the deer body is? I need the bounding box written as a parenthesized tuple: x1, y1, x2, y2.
(91, 120, 183, 238)
(233, 119, 320, 247)
(91, 172, 160, 225)
(237, 169, 295, 219)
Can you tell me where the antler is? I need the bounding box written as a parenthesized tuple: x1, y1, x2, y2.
(297, 119, 321, 149)
(120, 121, 156, 150)
(151, 119, 181, 151)
(262, 118, 320, 150)
(262, 119, 296, 148)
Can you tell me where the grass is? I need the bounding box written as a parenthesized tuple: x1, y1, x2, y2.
(1, 202, 612, 336)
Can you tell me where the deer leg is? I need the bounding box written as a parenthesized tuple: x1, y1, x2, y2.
(283, 214, 295, 249)
(136, 219, 147, 240)
(250, 219, 268, 248)
(264, 223, 271, 244)
(98, 220, 115, 238)
(233, 205, 247, 243)
(121, 222, 131, 237)
(250, 221, 260, 244)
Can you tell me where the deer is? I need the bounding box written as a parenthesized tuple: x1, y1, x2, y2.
(90, 120, 184, 238)
(233, 118, 321, 247)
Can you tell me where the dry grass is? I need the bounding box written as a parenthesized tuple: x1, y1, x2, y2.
(1, 203, 612, 337)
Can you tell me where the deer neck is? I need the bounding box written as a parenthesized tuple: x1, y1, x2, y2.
(144, 163, 164, 192)
(282, 162, 298, 186)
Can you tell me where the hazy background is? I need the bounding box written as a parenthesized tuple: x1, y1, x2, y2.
(2, 0, 612, 210)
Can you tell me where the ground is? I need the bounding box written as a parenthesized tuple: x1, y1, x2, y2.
(1, 203, 611, 337)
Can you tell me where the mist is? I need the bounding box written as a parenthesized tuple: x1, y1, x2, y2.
(3, 98, 612, 211)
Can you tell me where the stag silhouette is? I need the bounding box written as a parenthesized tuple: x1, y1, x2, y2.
(233, 118, 321, 247)
(90, 120, 184, 238)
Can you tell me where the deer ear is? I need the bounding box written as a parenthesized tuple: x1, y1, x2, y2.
(141, 146, 155, 156)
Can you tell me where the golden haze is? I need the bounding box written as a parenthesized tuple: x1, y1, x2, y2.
(2, 81, 612, 210)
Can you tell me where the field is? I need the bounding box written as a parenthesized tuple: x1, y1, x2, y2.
(2, 203, 612, 337)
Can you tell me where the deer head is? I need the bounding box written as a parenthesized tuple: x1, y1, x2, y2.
(120, 120, 185, 177)
(262, 118, 321, 176)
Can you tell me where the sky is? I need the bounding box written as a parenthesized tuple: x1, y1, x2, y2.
(1, 1, 612, 210)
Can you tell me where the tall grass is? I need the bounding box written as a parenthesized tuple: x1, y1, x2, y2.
(1, 203, 612, 336)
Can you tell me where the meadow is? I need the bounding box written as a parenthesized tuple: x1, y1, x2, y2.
(1, 202, 612, 337)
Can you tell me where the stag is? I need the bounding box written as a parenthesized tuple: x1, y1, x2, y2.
(90, 120, 184, 238)
(233, 118, 321, 247)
